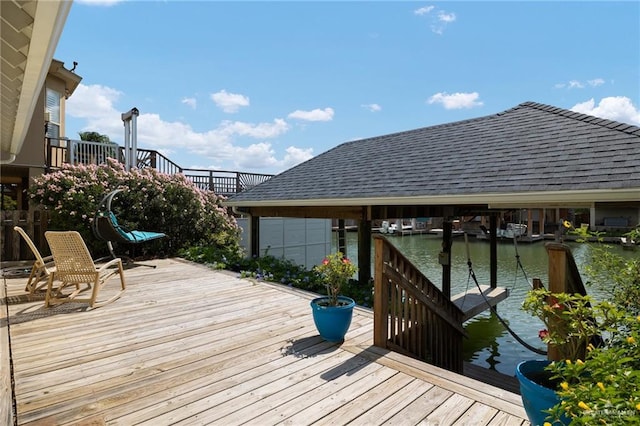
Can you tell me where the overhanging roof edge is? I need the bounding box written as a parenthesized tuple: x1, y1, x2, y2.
(224, 188, 640, 208)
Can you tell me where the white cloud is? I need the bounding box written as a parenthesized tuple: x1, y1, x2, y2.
(437, 11, 456, 23)
(415, 5, 456, 34)
(216, 119, 289, 139)
(182, 97, 197, 109)
(211, 89, 250, 113)
(362, 103, 382, 112)
(555, 78, 606, 90)
(570, 96, 640, 125)
(281, 146, 314, 168)
(568, 80, 584, 89)
(64, 84, 124, 138)
(234, 143, 279, 169)
(414, 6, 435, 16)
(232, 144, 314, 171)
(64, 83, 310, 173)
(288, 107, 335, 122)
(427, 92, 483, 109)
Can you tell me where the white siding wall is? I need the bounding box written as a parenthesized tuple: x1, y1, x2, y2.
(236, 217, 332, 270)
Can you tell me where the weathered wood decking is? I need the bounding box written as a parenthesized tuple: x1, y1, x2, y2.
(3, 259, 529, 425)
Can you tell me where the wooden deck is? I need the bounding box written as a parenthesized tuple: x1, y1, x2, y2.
(2, 258, 529, 425)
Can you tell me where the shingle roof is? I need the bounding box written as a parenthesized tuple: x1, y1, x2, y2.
(226, 101, 640, 207)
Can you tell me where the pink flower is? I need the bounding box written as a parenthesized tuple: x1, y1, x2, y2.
(538, 329, 549, 340)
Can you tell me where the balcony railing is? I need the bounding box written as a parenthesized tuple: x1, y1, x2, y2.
(46, 138, 273, 196)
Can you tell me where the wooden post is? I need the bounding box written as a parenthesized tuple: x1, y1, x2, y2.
(250, 215, 260, 258)
(358, 219, 372, 286)
(337, 219, 347, 256)
(546, 243, 568, 361)
(547, 245, 567, 294)
(532, 277, 544, 289)
(441, 220, 452, 299)
(373, 236, 388, 348)
(489, 214, 497, 288)
(527, 209, 533, 237)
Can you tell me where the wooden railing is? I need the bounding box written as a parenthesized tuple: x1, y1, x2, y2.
(373, 235, 467, 372)
(0, 209, 50, 262)
(46, 138, 273, 195)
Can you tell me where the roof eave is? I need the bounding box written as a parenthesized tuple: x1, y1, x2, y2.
(3, 1, 71, 164)
(225, 188, 640, 209)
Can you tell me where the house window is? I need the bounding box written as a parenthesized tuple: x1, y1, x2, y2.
(45, 88, 61, 144)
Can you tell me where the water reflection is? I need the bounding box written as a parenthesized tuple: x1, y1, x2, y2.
(335, 232, 634, 376)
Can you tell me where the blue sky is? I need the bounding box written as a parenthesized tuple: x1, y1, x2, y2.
(55, 1, 640, 175)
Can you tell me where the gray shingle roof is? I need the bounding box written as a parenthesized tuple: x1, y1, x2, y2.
(226, 101, 640, 207)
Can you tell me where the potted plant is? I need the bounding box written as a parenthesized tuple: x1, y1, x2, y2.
(310, 251, 358, 342)
(519, 284, 636, 425)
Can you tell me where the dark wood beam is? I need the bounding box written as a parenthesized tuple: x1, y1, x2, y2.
(244, 206, 364, 219)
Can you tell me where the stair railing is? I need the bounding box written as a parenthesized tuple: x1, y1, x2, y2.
(373, 235, 467, 372)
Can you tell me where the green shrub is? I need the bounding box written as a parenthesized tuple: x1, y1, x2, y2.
(179, 246, 374, 307)
(28, 159, 240, 258)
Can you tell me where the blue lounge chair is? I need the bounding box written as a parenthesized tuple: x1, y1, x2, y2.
(92, 189, 166, 267)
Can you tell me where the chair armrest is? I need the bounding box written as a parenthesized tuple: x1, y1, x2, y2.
(97, 258, 124, 273)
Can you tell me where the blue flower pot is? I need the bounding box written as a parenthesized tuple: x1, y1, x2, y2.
(310, 296, 355, 342)
(516, 360, 567, 425)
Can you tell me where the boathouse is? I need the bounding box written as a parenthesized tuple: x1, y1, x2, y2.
(226, 101, 640, 371)
(226, 101, 640, 283)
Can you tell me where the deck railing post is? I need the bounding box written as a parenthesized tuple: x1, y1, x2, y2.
(373, 236, 388, 348)
(68, 139, 76, 164)
(546, 243, 569, 361)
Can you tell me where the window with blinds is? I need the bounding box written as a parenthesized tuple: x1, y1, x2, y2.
(46, 88, 61, 142)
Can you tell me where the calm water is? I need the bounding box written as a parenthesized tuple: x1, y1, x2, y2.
(334, 232, 636, 376)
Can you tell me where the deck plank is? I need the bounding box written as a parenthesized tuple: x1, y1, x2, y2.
(2, 258, 529, 425)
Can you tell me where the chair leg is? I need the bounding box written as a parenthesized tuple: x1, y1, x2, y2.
(25, 266, 38, 293)
(44, 274, 55, 308)
(90, 262, 126, 308)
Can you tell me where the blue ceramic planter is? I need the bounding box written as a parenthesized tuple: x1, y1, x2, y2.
(310, 296, 355, 342)
(516, 360, 567, 426)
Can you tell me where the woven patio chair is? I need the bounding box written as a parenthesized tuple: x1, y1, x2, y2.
(44, 231, 126, 308)
(13, 226, 55, 294)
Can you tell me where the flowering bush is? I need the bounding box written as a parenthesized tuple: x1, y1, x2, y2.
(522, 289, 621, 361)
(521, 226, 640, 425)
(313, 251, 358, 306)
(29, 159, 240, 257)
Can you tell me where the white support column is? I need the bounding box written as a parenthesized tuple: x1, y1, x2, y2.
(121, 107, 139, 171)
(590, 205, 596, 230)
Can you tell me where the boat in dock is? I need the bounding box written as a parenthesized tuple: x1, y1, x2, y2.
(476, 223, 544, 243)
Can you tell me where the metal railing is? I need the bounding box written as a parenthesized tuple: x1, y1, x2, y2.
(46, 138, 273, 195)
(373, 235, 467, 373)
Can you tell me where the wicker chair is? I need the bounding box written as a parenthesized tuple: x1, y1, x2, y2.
(13, 226, 55, 294)
(44, 231, 126, 308)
